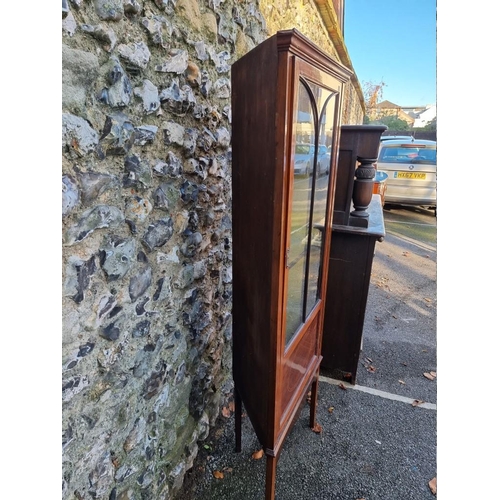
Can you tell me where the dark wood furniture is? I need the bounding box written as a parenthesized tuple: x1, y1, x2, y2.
(231, 29, 352, 500)
(321, 125, 387, 383)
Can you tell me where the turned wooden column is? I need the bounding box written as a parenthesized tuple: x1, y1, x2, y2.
(350, 156, 377, 219)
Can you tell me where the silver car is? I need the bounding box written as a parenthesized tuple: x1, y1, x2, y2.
(376, 138, 437, 210)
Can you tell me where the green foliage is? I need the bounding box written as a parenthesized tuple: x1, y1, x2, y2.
(376, 116, 409, 130)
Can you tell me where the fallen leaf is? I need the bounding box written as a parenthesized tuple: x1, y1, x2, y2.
(252, 449, 264, 460)
(428, 477, 437, 495)
(328, 406, 334, 413)
(228, 401, 235, 412)
(312, 423, 323, 434)
(364, 357, 373, 363)
(213, 471, 224, 479)
(398, 380, 406, 385)
(424, 297, 432, 302)
(338, 383, 347, 390)
(368, 365, 376, 373)
(423, 372, 436, 381)
(221, 407, 231, 418)
(392, 314, 397, 319)
(203, 444, 211, 451)
(412, 399, 425, 407)
(430, 371, 437, 377)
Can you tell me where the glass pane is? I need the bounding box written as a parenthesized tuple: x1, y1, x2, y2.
(305, 86, 337, 315)
(285, 81, 315, 344)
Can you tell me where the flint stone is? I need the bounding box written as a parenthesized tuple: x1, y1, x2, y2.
(95, 0, 124, 21)
(134, 125, 158, 145)
(204, 106, 222, 130)
(192, 41, 209, 61)
(124, 0, 141, 15)
(65, 255, 97, 303)
(183, 158, 203, 178)
(123, 417, 147, 453)
(183, 128, 198, 156)
(69, 0, 84, 9)
(142, 218, 174, 251)
(153, 0, 175, 11)
(101, 57, 132, 108)
(88, 452, 114, 498)
(134, 80, 160, 114)
(75, 169, 116, 205)
(117, 41, 151, 71)
(217, 11, 237, 44)
(208, 48, 231, 73)
(80, 24, 117, 51)
(143, 362, 168, 400)
(153, 276, 173, 301)
(97, 294, 118, 321)
(123, 154, 152, 190)
(159, 78, 196, 116)
(141, 16, 172, 48)
(62, 45, 99, 112)
(155, 49, 188, 74)
(64, 205, 125, 245)
(180, 180, 199, 203)
(133, 319, 151, 338)
(215, 127, 230, 147)
(153, 152, 183, 178)
(129, 266, 152, 302)
(125, 196, 152, 222)
(62, 113, 99, 157)
(62, 175, 79, 216)
(62, 11, 77, 36)
(197, 127, 215, 152)
(200, 71, 212, 98)
(62, 375, 90, 402)
(162, 120, 184, 146)
(100, 321, 120, 341)
(213, 78, 230, 98)
(180, 232, 202, 257)
(100, 113, 136, 156)
(99, 235, 136, 281)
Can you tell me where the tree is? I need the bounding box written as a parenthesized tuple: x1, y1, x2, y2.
(362, 80, 387, 121)
(378, 116, 409, 130)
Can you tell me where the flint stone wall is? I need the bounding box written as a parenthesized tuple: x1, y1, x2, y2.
(62, 1, 266, 499)
(62, 0, 361, 498)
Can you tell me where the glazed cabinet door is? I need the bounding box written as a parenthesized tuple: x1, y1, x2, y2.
(279, 60, 342, 428)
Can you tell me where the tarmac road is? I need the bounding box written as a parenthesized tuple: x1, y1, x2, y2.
(176, 204, 437, 500)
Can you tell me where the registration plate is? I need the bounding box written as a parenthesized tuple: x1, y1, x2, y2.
(395, 172, 426, 179)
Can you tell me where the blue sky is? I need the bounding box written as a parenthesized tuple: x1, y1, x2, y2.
(344, 0, 436, 107)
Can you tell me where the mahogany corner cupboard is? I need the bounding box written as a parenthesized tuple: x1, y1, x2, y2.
(231, 29, 352, 499)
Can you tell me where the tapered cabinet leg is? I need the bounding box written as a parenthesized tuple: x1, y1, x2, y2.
(309, 371, 320, 428)
(234, 387, 242, 453)
(265, 454, 277, 500)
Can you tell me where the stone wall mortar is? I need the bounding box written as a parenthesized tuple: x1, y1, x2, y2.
(62, 0, 361, 498)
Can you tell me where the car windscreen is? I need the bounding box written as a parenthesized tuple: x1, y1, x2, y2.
(378, 145, 437, 165)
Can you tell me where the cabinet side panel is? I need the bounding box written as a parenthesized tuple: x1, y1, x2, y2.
(231, 38, 279, 447)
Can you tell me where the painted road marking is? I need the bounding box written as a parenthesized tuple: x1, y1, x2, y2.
(319, 375, 437, 410)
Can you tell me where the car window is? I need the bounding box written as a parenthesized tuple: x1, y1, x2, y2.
(318, 145, 327, 155)
(379, 145, 436, 165)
